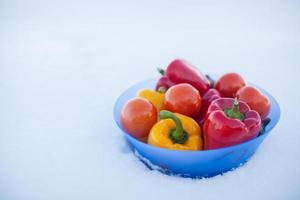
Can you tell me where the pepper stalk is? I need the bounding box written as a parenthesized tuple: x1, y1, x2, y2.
(224, 97, 245, 121)
(159, 110, 188, 144)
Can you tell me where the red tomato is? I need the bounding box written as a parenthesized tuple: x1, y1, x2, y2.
(237, 86, 270, 119)
(164, 83, 202, 117)
(121, 97, 157, 138)
(215, 73, 246, 97)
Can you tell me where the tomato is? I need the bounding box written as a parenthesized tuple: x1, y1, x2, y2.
(215, 73, 246, 97)
(237, 86, 270, 119)
(164, 83, 202, 117)
(121, 97, 157, 138)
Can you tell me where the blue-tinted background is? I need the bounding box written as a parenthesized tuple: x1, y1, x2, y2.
(0, 1, 299, 200)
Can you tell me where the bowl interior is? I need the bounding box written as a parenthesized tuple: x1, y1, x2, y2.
(113, 76, 280, 177)
(114, 77, 280, 151)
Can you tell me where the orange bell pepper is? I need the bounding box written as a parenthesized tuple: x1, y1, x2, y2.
(148, 110, 203, 150)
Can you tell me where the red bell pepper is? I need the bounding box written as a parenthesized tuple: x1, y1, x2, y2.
(155, 75, 176, 92)
(203, 98, 261, 150)
(196, 88, 221, 125)
(157, 59, 210, 95)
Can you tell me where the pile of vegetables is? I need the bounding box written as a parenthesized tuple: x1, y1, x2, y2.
(120, 59, 271, 150)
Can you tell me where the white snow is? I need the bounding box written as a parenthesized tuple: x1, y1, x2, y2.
(0, 1, 300, 200)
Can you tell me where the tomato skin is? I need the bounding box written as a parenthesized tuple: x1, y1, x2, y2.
(215, 73, 246, 97)
(121, 97, 157, 138)
(237, 86, 271, 119)
(164, 83, 202, 117)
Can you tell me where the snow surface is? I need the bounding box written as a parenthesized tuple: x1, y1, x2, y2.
(0, 0, 300, 200)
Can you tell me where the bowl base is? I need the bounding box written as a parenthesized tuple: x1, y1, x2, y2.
(134, 148, 251, 179)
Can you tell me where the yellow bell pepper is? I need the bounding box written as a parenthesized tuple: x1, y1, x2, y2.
(137, 89, 165, 112)
(148, 110, 203, 150)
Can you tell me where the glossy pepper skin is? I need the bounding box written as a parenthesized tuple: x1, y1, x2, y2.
(138, 89, 165, 112)
(196, 88, 221, 125)
(159, 59, 210, 96)
(148, 110, 203, 150)
(203, 98, 261, 150)
(155, 76, 176, 92)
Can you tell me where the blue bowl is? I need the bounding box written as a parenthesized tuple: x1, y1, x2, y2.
(113, 77, 280, 178)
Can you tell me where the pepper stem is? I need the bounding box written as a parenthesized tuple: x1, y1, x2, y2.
(158, 86, 167, 93)
(159, 110, 188, 144)
(157, 68, 165, 76)
(259, 117, 271, 135)
(205, 74, 215, 88)
(224, 98, 245, 121)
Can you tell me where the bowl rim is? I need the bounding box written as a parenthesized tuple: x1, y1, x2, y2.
(113, 76, 281, 153)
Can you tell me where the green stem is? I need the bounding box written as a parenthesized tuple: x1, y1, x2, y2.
(159, 110, 188, 144)
(158, 86, 167, 93)
(157, 68, 165, 76)
(224, 98, 245, 121)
